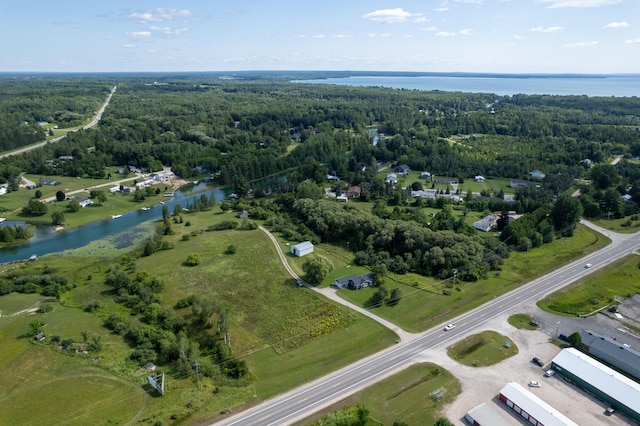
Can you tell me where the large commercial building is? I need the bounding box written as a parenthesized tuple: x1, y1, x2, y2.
(580, 329, 640, 381)
(551, 348, 640, 423)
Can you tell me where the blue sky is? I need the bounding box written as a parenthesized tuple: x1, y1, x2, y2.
(1, 0, 638, 73)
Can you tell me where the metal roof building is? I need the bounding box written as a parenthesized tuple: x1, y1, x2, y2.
(551, 347, 640, 422)
(499, 382, 578, 426)
(580, 329, 640, 381)
(464, 403, 513, 426)
(290, 241, 314, 257)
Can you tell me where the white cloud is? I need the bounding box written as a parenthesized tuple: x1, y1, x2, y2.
(313, 34, 327, 39)
(332, 34, 354, 39)
(540, 0, 620, 8)
(530, 26, 564, 33)
(434, 7, 449, 12)
(122, 44, 136, 48)
(149, 26, 189, 36)
(420, 26, 439, 32)
(128, 8, 192, 23)
(362, 8, 422, 24)
(603, 21, 630, 29)
(513, 34, 526, 39)
(454, 0, 484, 3)
(436, 31, 457, 37)
(459, 29, 473, 35)
(127, 31, 151, 38)
(625, 38, 640, 44)
(414, 17, 429, 23)
(563, 41, 599, 47)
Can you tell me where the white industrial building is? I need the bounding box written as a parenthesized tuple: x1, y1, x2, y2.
(498, 382, 579, 426)
(551, 347, 640, 422)
(464, 403, 513, 426)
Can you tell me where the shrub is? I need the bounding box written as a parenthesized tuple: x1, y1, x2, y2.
(185, 253, 201, 266)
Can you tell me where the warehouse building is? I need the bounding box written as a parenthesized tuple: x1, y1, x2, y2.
(498, 382, 578, 426)
(580, 329, 640, 381)
(464, 402, 513, 426)
(551, 348, 640, 423)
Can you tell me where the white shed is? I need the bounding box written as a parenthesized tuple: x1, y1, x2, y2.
(291, 241, 314, 257)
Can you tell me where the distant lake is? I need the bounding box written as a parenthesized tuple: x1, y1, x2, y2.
(295, 74, 640, 97)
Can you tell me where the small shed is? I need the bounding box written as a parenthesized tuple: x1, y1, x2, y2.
(34, 332, 45, 341)
(291, 241, 314, 257)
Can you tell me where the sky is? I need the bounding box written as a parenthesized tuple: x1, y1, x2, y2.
(1, 0, 638, 74)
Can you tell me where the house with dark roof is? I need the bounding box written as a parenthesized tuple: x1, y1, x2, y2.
(75, 196, 93, 208)
(346, 186, 361, 198)
(435, 177, 458, 185)
(510, 179, 535, 188)
(333, 273, 375, 290)
(394, 164, 411, 175)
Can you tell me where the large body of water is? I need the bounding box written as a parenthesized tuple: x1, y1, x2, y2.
(0, 184, 229, 264)
(296, 74, 640, 97)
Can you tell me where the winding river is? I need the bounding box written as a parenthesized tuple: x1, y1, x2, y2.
(0, 183, 229, 264)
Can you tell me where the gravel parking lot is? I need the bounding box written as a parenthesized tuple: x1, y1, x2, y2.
(415, 310, 634, 425)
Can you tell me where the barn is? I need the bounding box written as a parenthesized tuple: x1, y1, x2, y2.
(290, 241, 314, 257)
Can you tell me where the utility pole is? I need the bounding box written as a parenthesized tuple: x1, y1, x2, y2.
(452, 269, 458, 286)
(194, 359, 201, 384)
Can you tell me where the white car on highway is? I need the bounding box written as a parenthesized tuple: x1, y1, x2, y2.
(443, 324, 456, 331)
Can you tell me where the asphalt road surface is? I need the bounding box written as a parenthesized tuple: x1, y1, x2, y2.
(215, 223, 640, 426)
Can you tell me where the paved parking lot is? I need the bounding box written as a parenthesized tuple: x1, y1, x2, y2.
(416, 308, 635, 425)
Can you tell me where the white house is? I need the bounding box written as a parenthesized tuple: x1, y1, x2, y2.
(109, 186, 120, 193)
(385, 173, 398, 184)
(420, 171, 431, 179)
(291, 241, 314, 257)
(475, 175, 485, 182)
(75, 196, 93, 208)
(621, 194, 632, 202)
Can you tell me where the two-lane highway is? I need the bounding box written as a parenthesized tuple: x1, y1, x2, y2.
(215, 226, 640, 425)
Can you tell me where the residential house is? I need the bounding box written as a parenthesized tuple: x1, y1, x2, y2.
(510, 179, 535, 188)
(394, 164, 411, 176)
(75, 196, 93, 208)
(410, 190, 436, 199)
(531, 170, 545, 179)
(326, 174, 340, 181)
(473, 214, 497, 232)
(290, 241, 314, 257)
(435, 177, 459, 185)
(346, 186, 361, 198)
(420, 171, 431, 179)
(109, 186, 120, 193)
(385, 173, 398, 185)
(39, 179, 61, 186)
(475, 175, 485, 182)
(621, 194, 632, 202)
(58, 155, 74, 161)
(333, 272, 375, 290)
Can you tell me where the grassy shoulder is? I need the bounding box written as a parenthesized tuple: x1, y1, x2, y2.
(537, 254, 640, 316)
(298, 363, 461, 426)
(333, 224, 609, 332)
(447, 330, 518, 367)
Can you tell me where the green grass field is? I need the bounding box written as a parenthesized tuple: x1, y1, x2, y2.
(300, 363, 461, 426)
(447, 330, 518, 367)
(537, 254, 640, 316)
